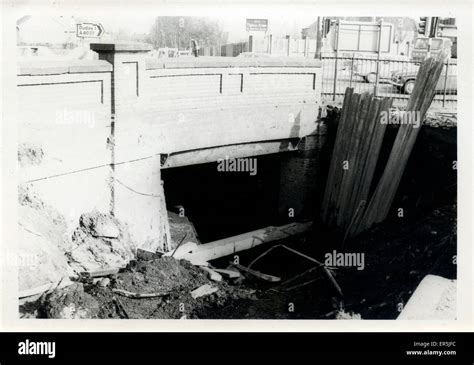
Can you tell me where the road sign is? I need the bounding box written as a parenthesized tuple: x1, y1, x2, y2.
(76, 23, 104, 38)
(246, 19, 268, 32)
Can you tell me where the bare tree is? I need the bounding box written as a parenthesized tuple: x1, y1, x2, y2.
(148, 16, 223, 49)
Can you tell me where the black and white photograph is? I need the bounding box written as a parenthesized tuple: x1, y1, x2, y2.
(1, 1, 473, 354)
(11, 10, 461, 320)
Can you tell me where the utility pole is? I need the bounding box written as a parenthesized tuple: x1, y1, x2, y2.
(373, 20, 383, 97)
(429, 17, 440, 38)
(315, 16, 323, 59)
(425, 17, 432, 37)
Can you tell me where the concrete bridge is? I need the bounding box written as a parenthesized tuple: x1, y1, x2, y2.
(17, 42, 323, 251)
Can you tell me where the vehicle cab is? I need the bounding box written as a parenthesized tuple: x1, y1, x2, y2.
(411, 37, 452, 63)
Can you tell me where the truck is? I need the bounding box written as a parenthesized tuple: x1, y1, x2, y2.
(411, 37, 453, 63)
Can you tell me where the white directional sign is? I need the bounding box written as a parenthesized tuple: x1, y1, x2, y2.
(76, 23, 104, 38)
(246, 19, 268, 32)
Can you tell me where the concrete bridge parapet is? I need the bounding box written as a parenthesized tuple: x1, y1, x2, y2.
(18, 42, 323, 252)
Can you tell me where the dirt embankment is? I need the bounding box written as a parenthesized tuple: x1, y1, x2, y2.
(18, 184, 258, 319)
(18, 185, 72, 291)
(18, 185, 138, 293)
(18, 185, 198, 295)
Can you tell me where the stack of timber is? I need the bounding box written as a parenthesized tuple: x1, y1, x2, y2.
(321, 56, 447, 239)
(321, 88, 393, 234)
(351, 56, 447, 236)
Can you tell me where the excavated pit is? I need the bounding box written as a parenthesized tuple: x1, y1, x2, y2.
(19, 111, 457, 319)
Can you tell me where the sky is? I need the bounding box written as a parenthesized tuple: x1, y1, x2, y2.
(16, 6, 320, 44)
(99, 14, 319, 42)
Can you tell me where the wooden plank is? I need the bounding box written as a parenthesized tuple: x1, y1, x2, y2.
(322, 88, 362, 226)
(342, 98, 381, 229)
(200, 266, 223, 282)
(321, 88, 353, 223)
(324, 90, 361, 226)
(348, 98, 392, 237)
(336, 92, 372, 228)
(329, 92, 361, 226)
(231, 263, 281, 282)
(355, 99, 391, 204)
(371, 60, 441, 222)
(112, 288, 171, 299)
(191, 284, 218, 299)
(357, 57, 446, 232)
(177, 222, 312, 263)
(213, 268, 241, 279)
(80, 268, 121, 278)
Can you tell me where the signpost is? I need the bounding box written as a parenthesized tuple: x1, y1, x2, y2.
(76, 23, 104, 38)
(246, 19, 268, 54)
(246, 19, 268, 32)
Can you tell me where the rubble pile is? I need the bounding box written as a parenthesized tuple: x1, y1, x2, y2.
(423, 111, 457, 129)
(18, 186, 138, 292)
(21, 255, 257, 319)
(67, 211, 136, 273)
(18, 185, 260, 320)
(42, 283, 101, 319)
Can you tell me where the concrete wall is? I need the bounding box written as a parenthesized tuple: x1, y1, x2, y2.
(278, 122, 329, 221)
(18, 60, 113, 237)
(17, 57, 168, 250)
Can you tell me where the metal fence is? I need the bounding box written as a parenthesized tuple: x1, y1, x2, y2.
(321, 55, 457, 111)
